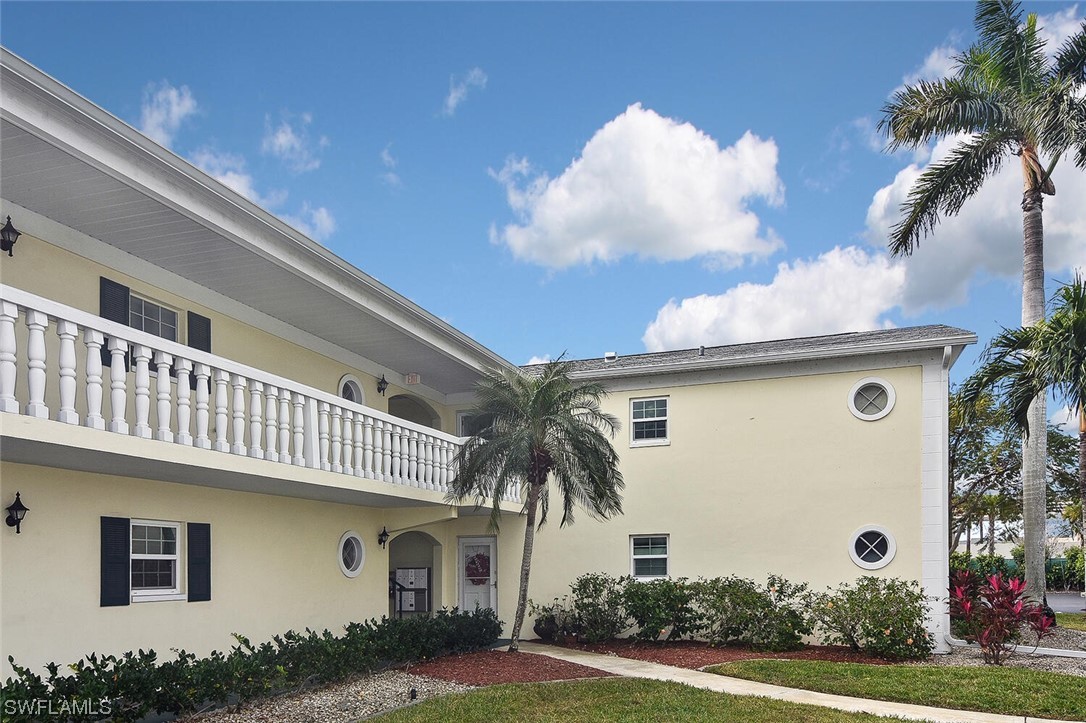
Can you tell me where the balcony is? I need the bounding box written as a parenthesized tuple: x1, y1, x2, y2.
(0, 285, 520, 506)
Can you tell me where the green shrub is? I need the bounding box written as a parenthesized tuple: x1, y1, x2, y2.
(949, 550, 971, 577)
(1065, 546, 1085, 591)
(807, 576, 934, 661)
(747, 575, 811, 652)
(970, 554, 1014, 579)
(0, 609, 502, 722)
(689, 576, 766, 647)
(622, 577, 702, 642)
(529, 596, 577, 641)
(569, 572, 628, 643)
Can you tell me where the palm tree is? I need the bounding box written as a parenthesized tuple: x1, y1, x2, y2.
(961, 277, 1086, 584)
(448, 360, 624, 651)
(879, 0, 1086, 596)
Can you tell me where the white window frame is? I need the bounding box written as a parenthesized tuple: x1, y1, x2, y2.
(630, 397, 670, 447)
(847, 377, 896, 421)
(130, 519, 184, 602)
(630, 534, 670, 579)
(338, 530, 366, 578)
(338, 374, 366, 406)
(128, 293, 180, 343)
(848, 525, 897, 570)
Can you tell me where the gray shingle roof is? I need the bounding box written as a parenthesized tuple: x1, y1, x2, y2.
(522, 325, 976, 376)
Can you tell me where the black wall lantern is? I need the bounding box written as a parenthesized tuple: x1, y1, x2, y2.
(0, 216, 20, 257)
(376, 375, 389, 397)
(377, 526, 389, 548)
(5, 492, 28, 533)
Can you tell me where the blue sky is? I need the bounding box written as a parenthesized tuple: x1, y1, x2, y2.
(2, 2, 1084, 425)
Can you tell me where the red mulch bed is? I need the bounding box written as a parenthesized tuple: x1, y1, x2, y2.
(408, 640, 896, 687)
(407, 649, 615, 685)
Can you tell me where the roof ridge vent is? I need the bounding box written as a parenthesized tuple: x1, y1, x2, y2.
(603, 351, 617, 362)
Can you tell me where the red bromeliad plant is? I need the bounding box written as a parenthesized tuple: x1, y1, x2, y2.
(950, 571, 1054, 664)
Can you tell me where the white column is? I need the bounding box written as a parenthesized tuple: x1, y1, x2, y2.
(264, 385, 279, 462)
(82, 329, 105, 429)
(352, 414, 364, 477)
(390, 424, 403, 484)
(132, 344, 152, 439)
(303, 397, 319, 469)
(108, 337, 129, 434)
(318, 401, 331, 471)
(153, 351, 174, 442)
(248, 381, 264, 459)
(24, 309, 48, 419)
(278, 389, 292, 464)
(408, 430, 419, 486)
(212, 369, 230, 452)
(362, 417, 375, 479)
(291, 393, 306, 466)
(175, 359, 193, 446)
(230, 374, 248, 456)
(194, 364, 212, 449)
(330, 405, 343, 473)
(0, 301, 18, 414)
(380, 420, 392, 480)
(424, 438, 435, 490)
(54, 320, 79, 424)
(341, 410, 354, 475)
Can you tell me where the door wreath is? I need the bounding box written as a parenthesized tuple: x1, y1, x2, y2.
(464, 552, 490, 585)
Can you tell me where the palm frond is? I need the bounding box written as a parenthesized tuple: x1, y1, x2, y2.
(974, 0, 1048, 95)
(879, 77, 1013, 150)
(1054, 21, 1086, 84)
(888, 131, 1015, 256)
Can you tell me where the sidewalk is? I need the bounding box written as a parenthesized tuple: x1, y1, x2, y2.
(517, 642, 1081, 723)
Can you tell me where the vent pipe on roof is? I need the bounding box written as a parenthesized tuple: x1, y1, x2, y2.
(604, 352, 617, 362)
(699, 345, 705, 356)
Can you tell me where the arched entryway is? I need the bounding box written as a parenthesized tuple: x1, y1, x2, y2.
(388, 394, 441, 430)
(388, 531, 442, 618)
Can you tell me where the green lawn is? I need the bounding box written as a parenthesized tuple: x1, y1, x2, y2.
(1056, 612, 1086, 632)
(707, 660, 1086, 721)
(371, 678, 925, 722)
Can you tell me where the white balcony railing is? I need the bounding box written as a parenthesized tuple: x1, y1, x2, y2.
(0, 285, 519, 503)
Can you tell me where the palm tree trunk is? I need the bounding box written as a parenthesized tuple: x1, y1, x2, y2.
(989, 512, 996, 557)
(1021, 183, 1048, 601)
(508, 481, 541, 652)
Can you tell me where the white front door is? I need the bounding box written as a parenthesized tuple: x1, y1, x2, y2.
(458, 536, 497, 612)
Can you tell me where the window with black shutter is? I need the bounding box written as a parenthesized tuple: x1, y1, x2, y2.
(187, 522, 212, 602)
(101, 516, 131, 607)
(99, 277, 212, 369)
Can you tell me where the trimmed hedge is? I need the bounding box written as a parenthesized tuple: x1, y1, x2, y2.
(0, 608, 502, 723)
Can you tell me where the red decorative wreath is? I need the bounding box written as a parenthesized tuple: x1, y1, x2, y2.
(465, 552, 490, 586)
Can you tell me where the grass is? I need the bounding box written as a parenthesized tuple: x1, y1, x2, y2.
(707, 660, 1086, 721)
(370, 678, 923, 722)
(1056, 611, 1086, 632)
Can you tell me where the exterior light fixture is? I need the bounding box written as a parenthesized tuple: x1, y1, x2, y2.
(5, 492, 28, 533)
(376, 375, 389, 396)
(378, 526, 389, 548)
(0, 216, 20, 257)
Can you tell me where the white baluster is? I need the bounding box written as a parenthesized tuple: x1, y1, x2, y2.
(439, 441, 450, 489)
(108, 337, 129, 434)
(55, 320, 79, 424)
(291, 393, 306, 466)
(362, 417, 375, 478)
(318, 402, 331, 471)
(264, 385, 279, 462)
(278, 389, 292, 464)
(82, 329, 105, 429)
(154, 351, 174, 442)
(248, 381, 263, 459)
(0, 301, 17, 413)
(330, 405, 343, 473)
(380, 420, 392, 480)
(213, 369, 230, 452)
(175, 359, 193, 446)
(391, 424, 402, 484)
(194, 364, 212, 449)
(408, 430, 419, 486)
(342, 410, 354, 475)
(132, 345, 152, 438)
(25, 310, 48, 419)
(230, 374, 247, 456)
(424, 438, 434, 490)
(352, 414, 364, 477)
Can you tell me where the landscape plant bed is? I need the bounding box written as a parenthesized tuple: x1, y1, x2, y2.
(543, 638, 898, 668)
(407, 649, 615, 685)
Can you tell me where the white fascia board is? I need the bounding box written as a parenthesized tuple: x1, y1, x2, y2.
(568, 334, 978, 383)
(0, 48, 516, 378)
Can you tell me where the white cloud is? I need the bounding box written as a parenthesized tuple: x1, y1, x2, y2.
(491, 103, 784, 270)
(281, 202, 336, 242)
(642, 246, 905, 351)
(443, 67, 488, 116)
(139, 81, 198, 147)
(261, 112, 328, 173)
(380, 144, 401, 187)
(190, 148, 286, 207)
(864, 135, 1086, 313)
(1051, 405, 1080, 437)
(526, 355, 552, 365)
(1037, 5, 1084, 58)
(894, 44, 959, 95)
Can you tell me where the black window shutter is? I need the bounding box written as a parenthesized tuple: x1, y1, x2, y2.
(99, 277, 131, 369)
(187, 522, 211, 602)
(187, 312, 211, 352)
(101, 516, 131, 607)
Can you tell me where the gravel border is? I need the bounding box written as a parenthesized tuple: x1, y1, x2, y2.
(914, 646, 1086, 677)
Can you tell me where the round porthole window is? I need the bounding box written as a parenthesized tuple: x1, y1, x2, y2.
(338, 531, 365, 578)
(339, 375, 365, 405)
(848, 526, 896, 570)
(847, 377, 896, 421)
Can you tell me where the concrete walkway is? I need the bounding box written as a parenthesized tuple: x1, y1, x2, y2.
(517, 642, 1081, 723)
